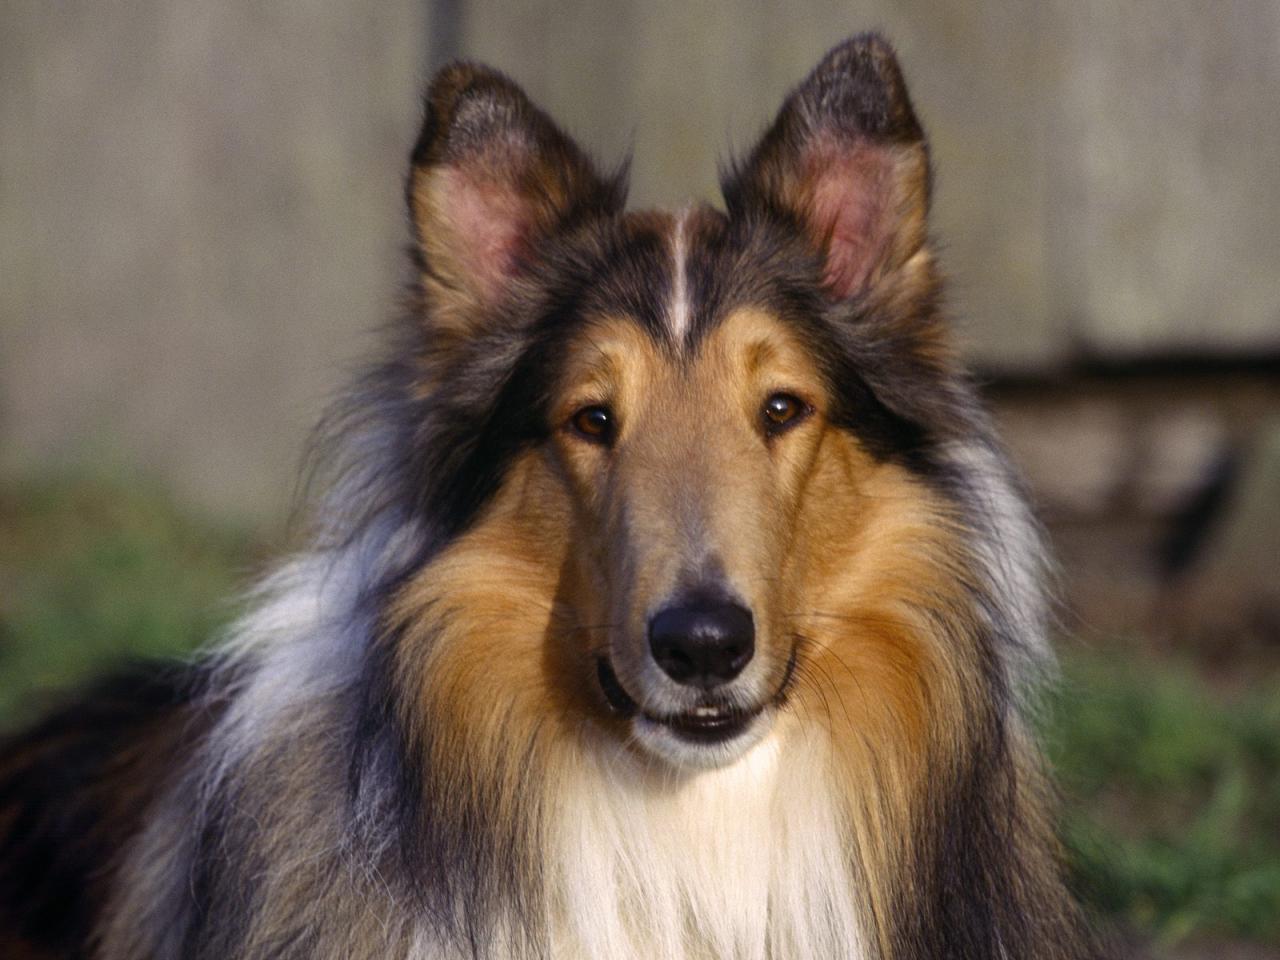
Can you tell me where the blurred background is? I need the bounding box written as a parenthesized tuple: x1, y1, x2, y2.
(1, 2, 1278, 956)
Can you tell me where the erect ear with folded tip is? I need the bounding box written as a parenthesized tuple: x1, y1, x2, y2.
(407, 63, 625, 332)
(722, 33, 932, 303)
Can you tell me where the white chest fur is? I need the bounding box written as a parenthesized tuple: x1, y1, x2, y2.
(546, 732, 867, 960)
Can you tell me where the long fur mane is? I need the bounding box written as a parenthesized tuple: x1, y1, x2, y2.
(92, 360, 1084, 959)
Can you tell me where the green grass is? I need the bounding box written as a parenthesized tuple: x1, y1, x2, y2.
(1, 475, 1278, 946)
(1047, 649, 1280, 945)
(0, 474, 253, 723)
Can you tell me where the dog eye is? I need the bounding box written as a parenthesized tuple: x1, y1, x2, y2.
(762, 393, 809, 434)
(570, 405, 614, 444)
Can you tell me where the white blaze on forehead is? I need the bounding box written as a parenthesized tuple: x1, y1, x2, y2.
(667, 208, 692, 343)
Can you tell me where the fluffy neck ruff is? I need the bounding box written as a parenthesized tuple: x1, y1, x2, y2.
(536, 726, 866, 960)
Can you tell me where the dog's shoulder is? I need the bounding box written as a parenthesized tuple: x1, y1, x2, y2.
(0, 662, 221, 957)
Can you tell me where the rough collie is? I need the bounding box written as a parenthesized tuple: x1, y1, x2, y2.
(0, 33, 1102, 960)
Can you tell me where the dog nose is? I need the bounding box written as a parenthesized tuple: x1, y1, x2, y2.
(648, 600, 755, 688)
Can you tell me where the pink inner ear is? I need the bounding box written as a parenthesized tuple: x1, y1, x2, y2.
(805, 142, 894, 300)
(439, 166, 530, 302)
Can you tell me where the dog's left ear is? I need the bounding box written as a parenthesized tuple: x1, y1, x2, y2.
(723, 34, 930, 302)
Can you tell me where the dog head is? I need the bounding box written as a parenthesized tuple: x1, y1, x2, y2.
(389, 35, 973, 771)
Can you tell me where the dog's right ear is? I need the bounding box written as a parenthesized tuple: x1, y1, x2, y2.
(407, 64, 624, 334)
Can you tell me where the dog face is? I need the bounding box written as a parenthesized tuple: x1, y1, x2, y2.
(391, 37, 963, 770)
(549, 299, 828, 765)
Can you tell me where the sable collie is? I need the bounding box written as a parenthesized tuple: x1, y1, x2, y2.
(0, 34, 1102, 960)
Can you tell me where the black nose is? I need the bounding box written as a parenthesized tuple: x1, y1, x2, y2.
(648, 600, 755, 688)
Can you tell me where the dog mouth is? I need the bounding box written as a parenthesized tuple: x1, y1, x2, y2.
(596, 645, 799, 746)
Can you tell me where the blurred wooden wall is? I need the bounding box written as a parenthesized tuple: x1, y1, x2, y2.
(0, 1, 427, 520)
(453, 0, 1280, 363)
(2, 0, 1278, 528)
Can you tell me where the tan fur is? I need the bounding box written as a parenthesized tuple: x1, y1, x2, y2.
(792, 441, 984, 953)
(390, 451, 580, 846)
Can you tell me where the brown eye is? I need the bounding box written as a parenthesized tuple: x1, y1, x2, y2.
(762, 393, 809, 434)
(570, 405, 614, 444)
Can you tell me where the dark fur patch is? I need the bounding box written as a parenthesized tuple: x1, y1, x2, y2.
(327, 213, 673, 557)
(679, 207, 955, 477)
(0, 664, 219, 957)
